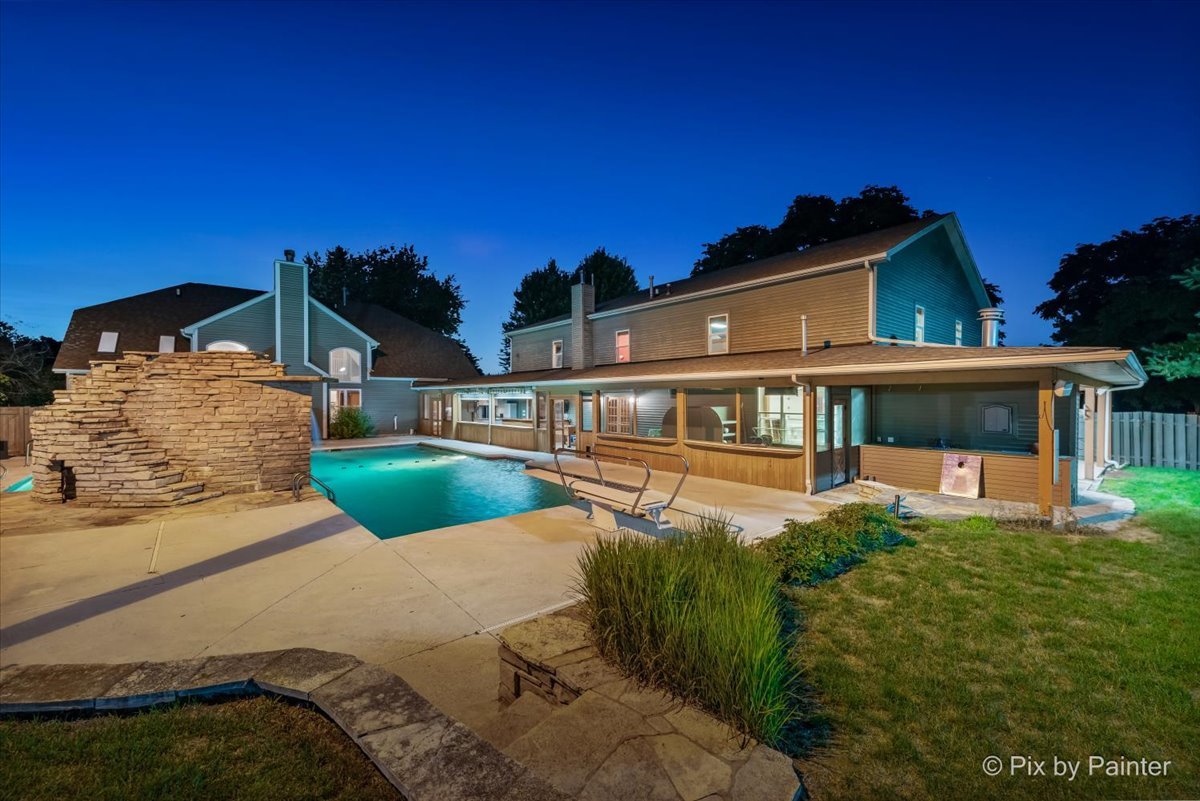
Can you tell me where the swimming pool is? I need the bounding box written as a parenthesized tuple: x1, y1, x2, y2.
(4, 476, 32, 493)
(309, 445, 569, 539)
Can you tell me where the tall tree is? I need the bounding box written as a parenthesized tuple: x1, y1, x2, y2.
(499, 248, 641, 372)
(499, 259, 573, 371)
(572, 247, 640, 304)
(1035, 215, 1200, 412)
(693, 185, 931, 275)
(1143, 265, 1200, 388)
(0, 320, 62, 406)
(305, 244, 478, 367)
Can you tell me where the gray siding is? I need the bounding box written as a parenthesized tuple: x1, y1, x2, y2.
(362, 379, 419, 434)
(194, 296, 276, 355)
(591, 268, 869, 365)
(308, 301, 373, 375)
(875, 228, 984, 345)
(510, 323, 572, 371)
(277, 263, 319, 376)
(870, 383, 1038, 453)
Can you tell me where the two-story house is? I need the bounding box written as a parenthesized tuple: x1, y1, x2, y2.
(415, 214, 1145, 513)
(52, 254, 479, 436)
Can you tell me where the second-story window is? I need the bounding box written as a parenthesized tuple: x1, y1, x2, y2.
(551, 339, 563, 368)
(615, 330, 631, 363)
(708, 314, 729, 354)
(330, 347, 362, 382)
(98, 331, 119, 352)
(954, 320, 963, 346)
(914, 306, 926, 343)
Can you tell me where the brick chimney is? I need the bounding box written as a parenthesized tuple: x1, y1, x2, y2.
(570, 278, 595, 370)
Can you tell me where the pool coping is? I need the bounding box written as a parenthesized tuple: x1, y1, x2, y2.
(0, 649, 568, 801)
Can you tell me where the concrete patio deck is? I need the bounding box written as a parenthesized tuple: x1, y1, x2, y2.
(0, 495, 598, 735)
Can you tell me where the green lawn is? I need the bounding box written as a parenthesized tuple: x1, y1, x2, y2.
(790, 467, 1200, 801)
(0, 697, 401, 801)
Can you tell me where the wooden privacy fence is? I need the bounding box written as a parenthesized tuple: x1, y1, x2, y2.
(1112, 412, 1199, 470)
(0, 406, 34, 458)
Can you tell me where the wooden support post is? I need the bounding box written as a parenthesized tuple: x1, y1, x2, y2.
(676, 389, 687, 444)
(1037, 378, 1055, 515)
(803, 385, 817, 494)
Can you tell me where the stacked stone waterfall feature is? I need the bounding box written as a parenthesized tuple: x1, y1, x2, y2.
(29, 351, 320, 507)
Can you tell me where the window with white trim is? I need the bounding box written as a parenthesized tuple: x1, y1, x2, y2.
(98, 331, 118, 352)
(551, 339, 564, 369)
(206, 340, 249, 352)
(954, 320, 963, 347)
(707, 314, 729, 354)
(914, 306, 926, 343)
(615, 330, 631, 363)
(329, 347, 362, 382)
(158, 335, 176, 353)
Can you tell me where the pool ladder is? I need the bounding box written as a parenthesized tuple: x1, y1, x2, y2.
(292, 472, 336, 503)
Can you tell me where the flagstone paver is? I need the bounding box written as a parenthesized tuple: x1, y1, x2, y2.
(497, 610, 804, 801)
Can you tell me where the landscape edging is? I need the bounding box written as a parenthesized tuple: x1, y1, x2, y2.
(0, 648, 568, 801)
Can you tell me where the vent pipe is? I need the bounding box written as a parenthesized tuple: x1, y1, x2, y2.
(284, 248, 296, 262)
(979, 307, 1004, 347)
(648, 275, 655, 297)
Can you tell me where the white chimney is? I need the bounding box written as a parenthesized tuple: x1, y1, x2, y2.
(979, 307, 1004, 347)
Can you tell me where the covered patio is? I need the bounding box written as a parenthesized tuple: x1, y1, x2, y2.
(416, 344, 1146, 514)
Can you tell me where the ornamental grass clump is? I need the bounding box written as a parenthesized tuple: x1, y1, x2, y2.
(328, 407, 374, 439)
(575, 516, 799, 747)
(754, 502, 912, 585)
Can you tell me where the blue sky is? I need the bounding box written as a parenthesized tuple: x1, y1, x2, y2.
(2, 1, 1197, 372)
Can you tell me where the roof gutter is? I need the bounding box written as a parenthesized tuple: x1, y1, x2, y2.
(417, 350, 1140, 391)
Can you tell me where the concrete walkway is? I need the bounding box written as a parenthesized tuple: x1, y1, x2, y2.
(0, 497, 597, 734)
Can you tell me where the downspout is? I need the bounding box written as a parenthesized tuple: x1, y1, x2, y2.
(487, 389, 494, 445)
(1102, 382, 1144, 468)
(865, 260, 876, 341)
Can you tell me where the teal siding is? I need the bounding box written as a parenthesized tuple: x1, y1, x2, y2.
(308, 301, 373, 374)
(277, 263, 319, 376)
(361, 379, 419, 433)
(194, 296, 276, 355)
(875, 228, 984, 345)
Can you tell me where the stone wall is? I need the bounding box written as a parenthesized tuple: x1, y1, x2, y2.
(30, 352, 319, 507)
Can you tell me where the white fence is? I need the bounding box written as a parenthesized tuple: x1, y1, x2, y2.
(1111, 412, 1199, 470)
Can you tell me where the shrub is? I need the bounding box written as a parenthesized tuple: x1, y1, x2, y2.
(754, 502, 911, 585)
(328, 407, 374, 439)
(575, 516, 799, 747)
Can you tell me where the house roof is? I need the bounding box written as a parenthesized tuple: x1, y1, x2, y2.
(53, 283, 267, 372)
(53, 282, 481, 381)
(333, 301, 479, 379)
(507, 213, 955, 334)
(415, 343, 1146, 390)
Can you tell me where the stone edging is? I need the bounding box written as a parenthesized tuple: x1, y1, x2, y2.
(0, 649, 568, 801)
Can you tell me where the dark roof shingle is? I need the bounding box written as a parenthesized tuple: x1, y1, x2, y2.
(53, 283, 266, 372)
(334, 301, 480, 379)
(508, 214, 950, 332)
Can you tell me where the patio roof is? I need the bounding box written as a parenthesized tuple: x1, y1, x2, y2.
(415, 343, 1146, 390)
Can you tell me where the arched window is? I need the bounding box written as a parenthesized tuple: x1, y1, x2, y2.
(329, 347, 362, 382)
(206, 340, 249, 352)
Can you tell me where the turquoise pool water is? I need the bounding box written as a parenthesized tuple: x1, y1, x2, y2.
(309, 445, 568, 539)
(4, 476, 32, 492)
